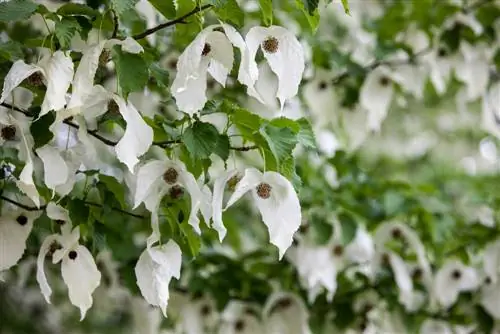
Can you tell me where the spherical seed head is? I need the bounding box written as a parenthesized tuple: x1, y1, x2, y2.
(169, 185, 184, 199)
(202, 43, 211, 56)
(277, 297, 292, 309)
(391, 228, 402, 239)
(379, 76, 390, 86)
(256, 183, 272, 199)
(451, 269, 461, 280)
(16, 215, 28, 226)
(227, 175, 241, 191)
(26, 72, 44, 87)
(235, 320, 245, 331)
(163, 167, 179, 184)
(485, 276, 492, 285)
(438, 48, 447, 57)
(99, 49, 111, 66)
(55, 219, 65, 225)
(381, 253, 390, 265)
(1, 125, 16, 141)
(108, 99, 120, 115)
(69, 250, 78, 260)
(168, 58, 177, 70)
(262, 37, 279, 54)
(318, 81, 328, 90)
(412, 268, 422, 280)
(200, 304, 211, 316)
(333, 245, 344, 257)
(362, 303, 373, 314)
(49, 241, 61, 256)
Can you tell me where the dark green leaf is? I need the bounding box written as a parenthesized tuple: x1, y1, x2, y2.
(340, 0, 350, 14)
(112, 47, 149, 98)
(0, 41, 23, 61)
(56, 3, 98, 17)
(55, 17, 81, 49)
(259, 123, 298, 167)
(301, 0, 319, 15)
(98, 175, 127, 209)
(182, 121, 220, 160)
(295, 0, 320, 32)
(149, 63, 170, 89)
(338, 211, 357, 245)
(147, 0, 176, 19)
(30, 112, 55, 149)
(214, 134, 230, 161)
(296, 118, 317, 149)
(111, 0, 139, 16)
(213, 0, 244, 27)
(0, 0, 39, 22)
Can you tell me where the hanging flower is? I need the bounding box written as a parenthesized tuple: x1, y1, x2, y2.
(0, 204, 40, 272)
(173, 295, 220, 334)
(36, 202, 101, 320)
(243, 25, 305, 110)
(0, 51, 74, 118)
(263, 292, 311, 334)
(222, 168, 301, 259)
(219, 301, 263, 334)
(171, 24, 235, 115)
(135, 239, 182, 317)
(359, 66, 400, 132)
(432, 259, 479, 309)
(133, 158, 204, 234)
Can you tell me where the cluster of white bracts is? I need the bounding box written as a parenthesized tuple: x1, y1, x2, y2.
(0, 21, 306, 319)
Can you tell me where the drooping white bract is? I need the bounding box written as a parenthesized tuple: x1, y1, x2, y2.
(135, 239, 182, 317)
(219, 301, 263, 334)
(432, 259, 479, 309)
(359, 66, 399, 132)
(36, 202, 101, 320)
(211, 169, 239, 242)
(244, 26, 305, 110)
(263, 292, 311, 334)
(223, 168, 301, 259)
(454, 42, 491, 102)
(0, 51, 74, 118)
(482, 82, 500, 140)
(133, 159, 204, 235)
(171, 24, 235, 115)
(173, 295, 220, 334)
(0, 205, 40, 272)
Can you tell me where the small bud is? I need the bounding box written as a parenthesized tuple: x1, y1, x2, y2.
(235, 320, 245, 331)
(451, 269, 461, 280)
(68, 250, 78, 260)
(391, 228, 402, 239)
(262, 37, 279, 54)
(333, 245, 344, 257)
(201, 43, 211, 56)
(1, 125, 16, 141)
(163, 167, 179, 184)
(16, 215, 28, 226)
(379, 76, 390, 86)
(25, 72, 44, 87)
(200, 304, 211, 316)
(256, 183, 272, 199)
(318, 81, 328, 90)
(169, 185, 184, 199)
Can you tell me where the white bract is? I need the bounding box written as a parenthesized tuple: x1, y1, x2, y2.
(263, 292, 311, 334)
(0, 206, 40, 272)
(135, 239, 182, 317)
(36, 203, 101, 320)
(133, 159, 204, 234)
(172, 24, 235, 115)
(432, 259, 479, 309)
(223, 168, 301, 259)
(244, 26, 305, 110)
(0, 51, 74, 118)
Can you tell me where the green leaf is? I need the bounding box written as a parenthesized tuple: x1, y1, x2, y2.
(147, 0, 176, 19)
(214, 134, 230, 161)
(258, 0, 273, 26)
(0, 41, 23, 61)
(0, 0, 39, 22)
(111, 0, 139, 16)
(55, 17, 81, 49)
(213, 0, 244, 27)
(183, 121, 220, 160)
(174, 0, 202, 48)
(67, 198, 90, 227)
(295, 0, 320, 32)
(296, 118, 317, 149)
(112, 47, 149, 98)
(56, 3, 98, 17)
(98, 175, 127, 209)
(337, 212, 357, 245)
(340, 0, 350, 15)
(230, 108, 262, 140)
(30, 112, 55, 149)
(259, 123, 298, 167)
(149, 63, 170, 90)
(301, 0, 319, 14)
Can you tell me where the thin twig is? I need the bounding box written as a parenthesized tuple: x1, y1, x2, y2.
(111, 9, 119, 39)
(1, 102, 32, 117)
(0, 194, 144, 219)
(231, 145, 258, 151)
(0, 195, 46, 211)
(63, 119, 119, 146)
(132, 4, 213, 40)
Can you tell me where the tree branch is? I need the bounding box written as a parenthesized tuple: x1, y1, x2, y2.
(111, 9, 119, 39)
(132, 4, 213, 40)
(0, 194, 144, 219)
